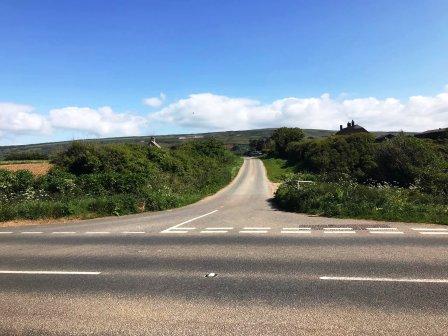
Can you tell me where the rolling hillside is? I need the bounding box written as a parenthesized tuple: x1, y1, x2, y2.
(0, 128, 411, 158)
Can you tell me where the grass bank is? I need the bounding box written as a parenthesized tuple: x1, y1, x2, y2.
(261, 157, 296, 182)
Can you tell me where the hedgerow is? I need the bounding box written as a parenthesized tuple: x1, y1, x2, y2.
(0, 139, 242, 221)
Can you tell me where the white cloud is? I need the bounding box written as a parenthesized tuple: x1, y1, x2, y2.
(49, 106, 147, 137)
(0, 103, 50, 135)
(143, 92, 166, 108)
(150, 88, 448, 132)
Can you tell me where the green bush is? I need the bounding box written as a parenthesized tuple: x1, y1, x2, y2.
(0, 138, 242, 221)
(274, 176, 448, 224)
(4, 150, 48, 161)
(374, 134, 446, 187)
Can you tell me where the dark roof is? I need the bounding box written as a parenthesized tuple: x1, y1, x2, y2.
(336, 124, 368, 135)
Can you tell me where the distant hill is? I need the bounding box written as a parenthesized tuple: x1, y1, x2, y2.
(0, 128, 413, 158)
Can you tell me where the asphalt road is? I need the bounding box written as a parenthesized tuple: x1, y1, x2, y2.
(1, 158, 447, 335)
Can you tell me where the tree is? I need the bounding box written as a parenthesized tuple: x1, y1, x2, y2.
(270, 127, 305, 157)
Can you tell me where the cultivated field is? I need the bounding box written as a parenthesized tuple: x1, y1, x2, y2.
(0, 161, 52, 176)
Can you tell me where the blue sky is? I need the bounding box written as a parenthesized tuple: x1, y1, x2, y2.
(1, 0, 447, 145)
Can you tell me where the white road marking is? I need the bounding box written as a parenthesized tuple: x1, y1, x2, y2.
(240, 230, 268, 233)
(324, 227, 353, 230)
(52, 232, 76, 234)
(0, 232, 13, 234)
(0, 270, 101, 275)
(281, 230, 311, 234)
(412, 228, 447, 231)
(369, 231, 404, 234)
(419, 232, 448, 235)
(320, 276, 448, 283)
(324, 231, 356, 234)
(160, 210, 218, 233)
(21, 232, 43, 234)
(205, 227, 233, 230)
(122, 231, 146, 234)
(85, 232, 110, 234)
(161, 230, 189, 234)
(200, 230, 228, 233)
(282, 227, 311, 230)
(243, 227, 271, 230)
(367, 227, 398, 230)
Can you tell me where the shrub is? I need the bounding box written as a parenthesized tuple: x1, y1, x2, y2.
(4, 150, 48, 161)
(374, 134, 446, 187)
(275, 176, 448, 224)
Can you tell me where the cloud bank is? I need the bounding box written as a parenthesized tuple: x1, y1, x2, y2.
(1, 87, 447, 144)
(150, 89, 448, 132)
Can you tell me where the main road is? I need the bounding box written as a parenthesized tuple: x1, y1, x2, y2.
(1, 158, 447, 335)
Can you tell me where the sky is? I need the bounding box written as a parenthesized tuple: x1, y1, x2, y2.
(0, 0, 447, 145)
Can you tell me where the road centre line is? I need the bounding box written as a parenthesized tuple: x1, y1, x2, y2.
(161, 230, 189, 234)
(320, 276, 448, 283)
(122, 231, 145, 234)
(240, 230, 268, 233)
(161, 210, 219, 233)
(21, 232, 43, 234)
(52, 232, 76, 234)
(200, 230, 229, 233)
(0, 232, 12, 234)
(0, 270, 101, 275)
(85, 232, 110, 234)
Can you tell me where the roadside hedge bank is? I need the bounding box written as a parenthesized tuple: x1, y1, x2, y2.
(0, 139, 242, 221)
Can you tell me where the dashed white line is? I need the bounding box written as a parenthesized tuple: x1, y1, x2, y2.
(205, 227, 233, 230)
(320, 276, 448, 283)
(243, 227, 271, 230)
(0, 270, 101, 275)
(21, 232, 43, 234)
(324, 231, 356, 234)
(324, 228, 353, 231)
(282, 227, 311, 230)
(161, 230, 189, 234)
(412, 228, 447, 231)
(419, 232, 448, 235)
(122, 231, 146, 234)
(200, 230, 229, 233)
(369, 231, 404, 234)
(85, 232, 110, 234)
(0, 232, 13, 234)
(240, 230, 268, 233)
(52, 232, 76, 234)
(367, 227, 398, 231)
(281, 230, 311, 234)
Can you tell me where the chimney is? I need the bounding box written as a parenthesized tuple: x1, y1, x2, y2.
(351, 120, 355, 127)
(340, 125, 343, 130)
